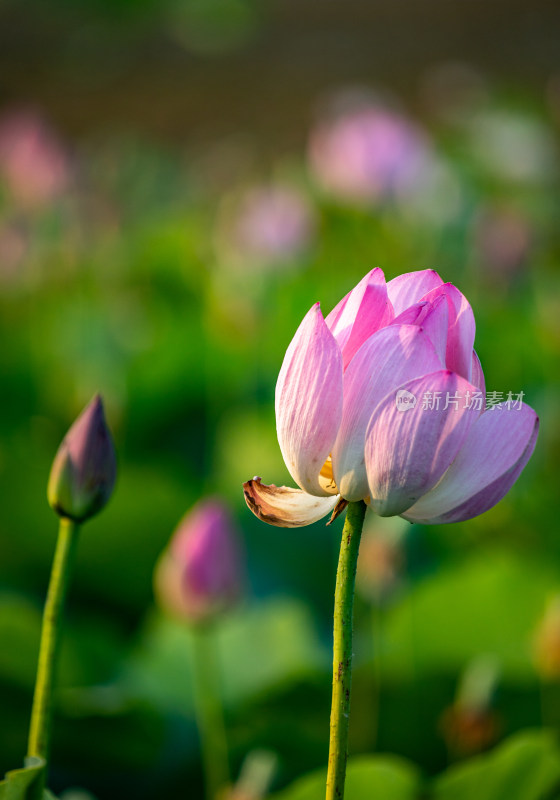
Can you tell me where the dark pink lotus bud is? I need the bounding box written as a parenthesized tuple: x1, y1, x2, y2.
(47, 395, 116, 522)
(155, 499, 244, 624)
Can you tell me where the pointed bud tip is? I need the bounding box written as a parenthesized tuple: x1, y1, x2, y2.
(47, 394, 117, 523)
(83, 393, 106, 425)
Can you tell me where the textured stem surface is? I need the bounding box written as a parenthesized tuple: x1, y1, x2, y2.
(27, 517, 79, 762)
(326, 500, 367, 800)
(192, 626, 230, 800)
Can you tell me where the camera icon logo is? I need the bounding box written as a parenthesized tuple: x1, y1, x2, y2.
(395, 389, 417, 412)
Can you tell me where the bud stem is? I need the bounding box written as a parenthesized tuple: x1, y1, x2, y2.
(27, 517, 80, 767)
(326, 500, 367, 800)
(192, 626, 230, 800)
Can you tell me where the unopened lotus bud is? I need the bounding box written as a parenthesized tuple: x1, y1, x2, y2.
(47, 395, 116, 522)
(155, 498, 244, 625)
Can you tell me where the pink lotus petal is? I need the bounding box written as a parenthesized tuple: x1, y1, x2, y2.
(391, 300, 430, 326)
(386, 269, 444, 315)
(243, 478, 340, 527)
(420, 295, 450, 367)
(332, 325, 442, 501)
(275, 303, 343, 495)
(402, 402, 538, 524)
(326, 268, 394, 369)
(365, 371, 479, 516)
(392, 295, 449, 367)
(325, 289, 350, 334)
(471, 350, 486, 395)
(422, 283, 475, 380)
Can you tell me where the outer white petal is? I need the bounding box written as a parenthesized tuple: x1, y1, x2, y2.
(243, 478, 340, 527)
(276, 303, 343, 496)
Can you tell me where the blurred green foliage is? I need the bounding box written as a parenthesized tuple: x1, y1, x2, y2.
(275, 731, 560, 800)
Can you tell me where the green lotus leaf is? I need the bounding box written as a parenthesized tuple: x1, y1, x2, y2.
(432, 730, 560, 800)
(0, 757, 57, 800)
(272, 754, 421, 800)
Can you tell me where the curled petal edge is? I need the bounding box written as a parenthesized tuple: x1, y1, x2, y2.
(402, 403, 539, 525)
(243, 477, 341, 528)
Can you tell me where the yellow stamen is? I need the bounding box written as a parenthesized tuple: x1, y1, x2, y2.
(319, 455, 338, 494)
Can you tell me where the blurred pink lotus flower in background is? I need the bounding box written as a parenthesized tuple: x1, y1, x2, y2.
(155, 498, 244, 625)
(308, 95, 430, 205)
(307, 92, 462, 222)
(244, 268, 538, 527)
(0, 108, 70, 208)
(219, 184, 315, 270)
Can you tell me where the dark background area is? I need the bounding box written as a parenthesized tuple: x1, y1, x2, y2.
(1, 0, 559, 146)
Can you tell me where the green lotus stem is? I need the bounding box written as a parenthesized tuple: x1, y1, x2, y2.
(326, 500, 367, 800)
(27, 517, 79, 764)
(192, 626, 230, 800)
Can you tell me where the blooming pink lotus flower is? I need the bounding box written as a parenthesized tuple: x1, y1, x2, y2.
(155, 499, 244, 624)
(244, 269, 538, 527)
